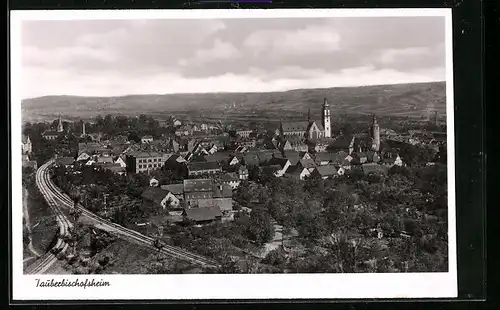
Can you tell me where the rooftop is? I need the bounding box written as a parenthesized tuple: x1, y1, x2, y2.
(160, 183, 184, 195)
(184, 179, 214, 193)
(185, 206, 222, 222)
(187, 161, 221, 172)
(197, 198, 234, 212)
(141, 187, 169, 203)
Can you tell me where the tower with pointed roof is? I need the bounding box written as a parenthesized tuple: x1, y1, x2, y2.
(82, 121, 86, 137)
(57, 114, 64, 132)
(371, 114, 380, 151)
(322, 98, 331, 138)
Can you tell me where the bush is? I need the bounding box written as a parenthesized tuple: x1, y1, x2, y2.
(262, 248, 287, 266)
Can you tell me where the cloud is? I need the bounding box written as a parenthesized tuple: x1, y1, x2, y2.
(18, 17, 447, 98)
(379, 47, 431, 64)
(179, 39, 241, 66)
(21, 64, 444, 99)
(243, 25, 341, 56)
(22, 45, 117, 68)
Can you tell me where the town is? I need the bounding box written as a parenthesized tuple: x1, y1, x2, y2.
(22, 97, 448, 274)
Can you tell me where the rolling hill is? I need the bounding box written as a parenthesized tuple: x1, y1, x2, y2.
(21, 82, 446, 123)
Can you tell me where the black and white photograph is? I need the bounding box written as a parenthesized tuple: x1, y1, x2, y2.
(11, 9, 456, 300)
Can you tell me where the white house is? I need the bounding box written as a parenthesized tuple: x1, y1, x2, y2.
(141, 135, 154, 144)
(77, 151, 91, 162)
(229, 156, 240, 166)
(114, 156, 127, 168)
(208, 144, 218, 154)
(149, 177, 159, 187)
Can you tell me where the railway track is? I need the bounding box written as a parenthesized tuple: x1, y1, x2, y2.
(40, 161, 219, 268)
(26, 160, 73, 275)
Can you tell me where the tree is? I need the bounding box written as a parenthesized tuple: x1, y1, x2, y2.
(152, 238, 165, 261)
(246, 211, 274, 245)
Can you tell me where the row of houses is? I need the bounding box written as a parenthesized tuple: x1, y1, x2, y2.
(142, 178, 236, 224)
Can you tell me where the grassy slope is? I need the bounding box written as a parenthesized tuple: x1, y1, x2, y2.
(21, 82, 446, 122)
(25, 185, 58, 255)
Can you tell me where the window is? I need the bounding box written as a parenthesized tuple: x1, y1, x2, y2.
(148, 159, 152, 162)
(148, 164, 152, 168)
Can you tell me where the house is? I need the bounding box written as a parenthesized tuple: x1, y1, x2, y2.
(103, 163, 126, 175)
(125, 151, 166, 173)
(212, 183, 234, 198)
(149, 177, 159, 187)
(381, 155, 403, 167)
(141, 135, 154, 144)
(207, 144, 218, 154)
(160, 183, 185, 200)
(217, 173, 240, 189)
(365, 151, 381, 163)
(184, 179, 214, 207)
(238, 165, 249, 180)
(173, 118, 182, 127)
(96, 155, 114, 164)
(297, 158, 317, 172)
(238, 139, 257, 149)
(281, 151, 300, 166)
(328, 135, 356, 154)
(76, 151, 91, 162)
(311, 165, 338, 179)
(141, 187, 176, 209)
(285, 165, 311, 180)
(42, 130, 60, 140)
(266, 157, 291, 177)
(350, 152, 368, 165)
(55, 157, 74, 168)
(183, 206, 222, 225)
(204, 151, 234, 165)
(22, 135, 32, 154)
(197, 198, 234, 217)
(237, 130, 253, 138)
(314, 152, 338, 166)
(114, 155, 127, 168)
(187, 161, 222, 176)
(200, 123, 209, 131)
(228, 155, 240, 166)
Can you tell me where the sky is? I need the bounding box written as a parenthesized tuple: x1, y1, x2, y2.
(19, 16, 446, 99)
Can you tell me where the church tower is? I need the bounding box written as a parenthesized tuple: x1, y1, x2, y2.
(82, 121, 86, 136)
(322, 98, 331, 138)
(371, 114, 380, 151)
(57, 114, 64, 132)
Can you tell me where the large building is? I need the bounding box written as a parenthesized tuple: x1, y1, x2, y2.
(277, 98, 331, 140)
(126, 151, 169, 173)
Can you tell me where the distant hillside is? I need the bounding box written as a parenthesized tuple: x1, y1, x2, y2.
(21, 82, 446, 123)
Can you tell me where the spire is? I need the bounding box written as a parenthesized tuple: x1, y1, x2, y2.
(57, 114, 64, 132)
(307, 106, 311, 123)
(82, 121, 86, 136)
(323, 97, 329, 107)
(372, 114, 378, 125)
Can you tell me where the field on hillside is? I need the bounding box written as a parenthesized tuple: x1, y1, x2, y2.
(21, 82, 446, 123)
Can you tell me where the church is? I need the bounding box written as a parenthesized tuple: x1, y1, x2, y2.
(276, 97, 381, 154)
(277, 98, 332, 140)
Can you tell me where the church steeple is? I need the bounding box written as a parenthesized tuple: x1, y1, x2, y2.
(322, 98, 331, 138)
(307, 106, 311, 123)
(371, 114, 380, 152)
(57, 114, 64, 132)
